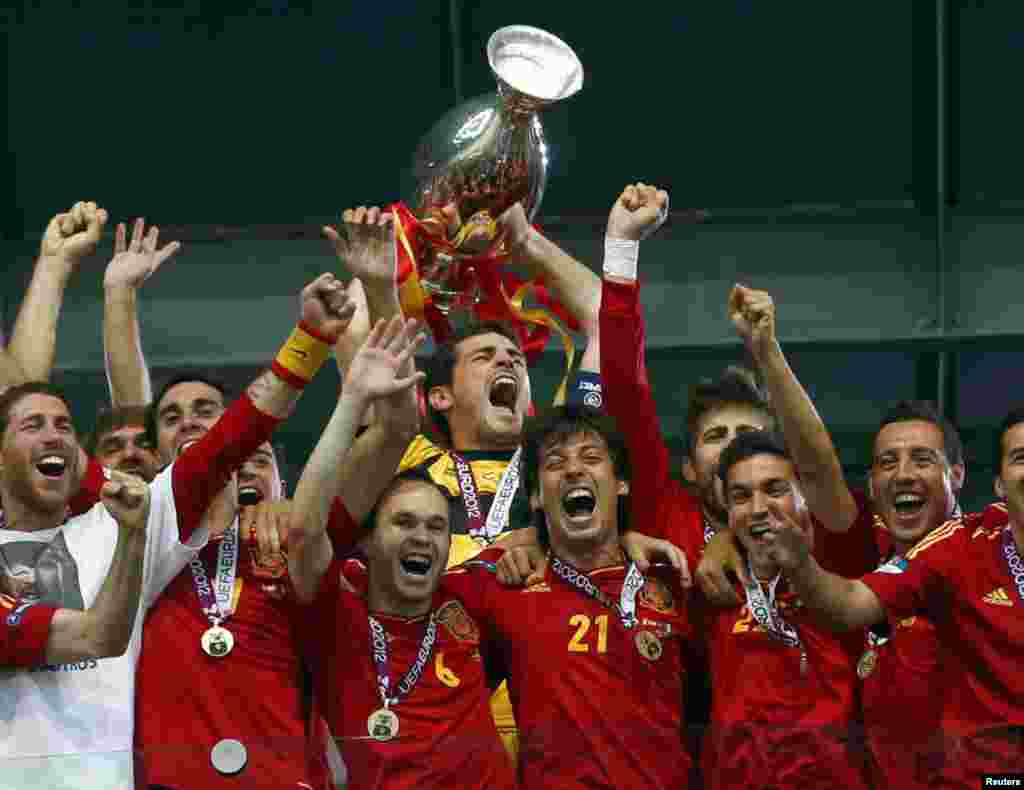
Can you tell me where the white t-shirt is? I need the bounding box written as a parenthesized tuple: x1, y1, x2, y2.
(0, 464, 208, 789)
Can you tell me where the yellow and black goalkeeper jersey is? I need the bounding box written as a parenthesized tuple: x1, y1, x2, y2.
(398, 434, 532, 569)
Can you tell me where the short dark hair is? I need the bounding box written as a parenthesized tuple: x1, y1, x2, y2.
(686, 366, 773, 451)
(0, 382, 74, 440)
(717, 430, 791, 489)
(84, 405, 151, 456)
(423, 321, 521, 444)
(521, 404, 631, 547)
(363, 468, 453, 531)
(995, 406, 1024, 472)
(145, 373, 231, 449)
(876, 400, 963, 468)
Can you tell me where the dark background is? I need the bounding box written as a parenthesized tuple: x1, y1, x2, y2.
(3, 1, 1022, 510)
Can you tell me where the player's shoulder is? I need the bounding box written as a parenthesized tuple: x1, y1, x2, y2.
(905, 517, 971, 561)
(398, 434, 445, 472)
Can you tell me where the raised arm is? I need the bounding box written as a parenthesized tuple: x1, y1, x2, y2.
(45, 470, 150, 663)
(4, 201, 107, 387)
(171, 273, 356, 537)
(288, 316, 425, 603)
(499, 204, 603, 373)
(103, 218, 181, 406)
(729, 285, 859, 532)
(599, 183, 672, 532)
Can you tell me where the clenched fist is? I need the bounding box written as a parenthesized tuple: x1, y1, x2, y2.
(40, 201, 109, 266)
(299, 273, 358, 341)
(606, 183, 669, 241)
(728, 284, 777, 362)
(101, 469, 151, 532)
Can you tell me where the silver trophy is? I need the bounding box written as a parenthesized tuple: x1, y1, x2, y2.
(402, 25, 583, 314)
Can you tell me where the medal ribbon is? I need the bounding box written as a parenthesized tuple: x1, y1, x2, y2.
(449, 447, 522, 544)
(1001, 527, 1024, 606)
(549, 555, 643, 630)
(702, 513, 716, 546)
(866, 551, 902, 647)
(743, 558, 802, 650)
(368, 613, 438, 708)
(189, 520, 240, 627)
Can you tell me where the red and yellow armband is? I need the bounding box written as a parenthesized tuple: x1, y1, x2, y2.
(271, 321, 336, 389)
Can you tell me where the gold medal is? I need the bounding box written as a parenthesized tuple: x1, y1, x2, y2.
(634, 630, 663, 661)
(367, 707, 400, 741)
(857, 648, 877, 679)
(201, 625, 235, 658)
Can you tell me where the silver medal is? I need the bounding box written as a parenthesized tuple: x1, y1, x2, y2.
(210, 738, 247, 775)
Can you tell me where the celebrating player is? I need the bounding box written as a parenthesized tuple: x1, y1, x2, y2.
(765, 405, 1024, 788)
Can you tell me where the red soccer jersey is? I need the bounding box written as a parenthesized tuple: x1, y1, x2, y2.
(294, 555, 515, 790)
(134, 532, 323, 790)
(861, 513, 1024, 783)
(698, 578, 868, 790)
(446, 557, 694, 789)
(0, 598, 56, 667)
(133, 395, 327, 790)
(853, 508, 975, 789)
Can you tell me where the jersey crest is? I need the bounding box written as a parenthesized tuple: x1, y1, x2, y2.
(435, 599, 481, 643)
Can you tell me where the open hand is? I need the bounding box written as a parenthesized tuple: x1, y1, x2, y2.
(344, 315, 426, 401)
(104, 218, 181, 290)
(323, 206, 396, 284)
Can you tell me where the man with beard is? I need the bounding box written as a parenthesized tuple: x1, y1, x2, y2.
(85, 406, 160, 483)
(0, 269, 345, 790)
(0, 463, 150, 667)
(766, 405, 1024, 788)
(700, 430, 869, 789)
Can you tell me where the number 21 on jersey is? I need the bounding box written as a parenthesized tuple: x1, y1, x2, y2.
(568, 614, 609, 653)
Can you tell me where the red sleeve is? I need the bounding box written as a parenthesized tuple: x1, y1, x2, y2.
(600, 278, 672, 539)
(1, 601, 58, 667)
(172, 393, 281, 541)
(293, 555, 346, 672)
(68, 456, 106, 517)
(325, 497, 367, 555)
(814, 489, 882, 578)
(659, 493, 707, 573)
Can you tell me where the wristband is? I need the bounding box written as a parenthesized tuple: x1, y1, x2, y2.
(271, 321, 333, 389)
(603, 237, 639, 281)
(566, 371, 603, 410)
